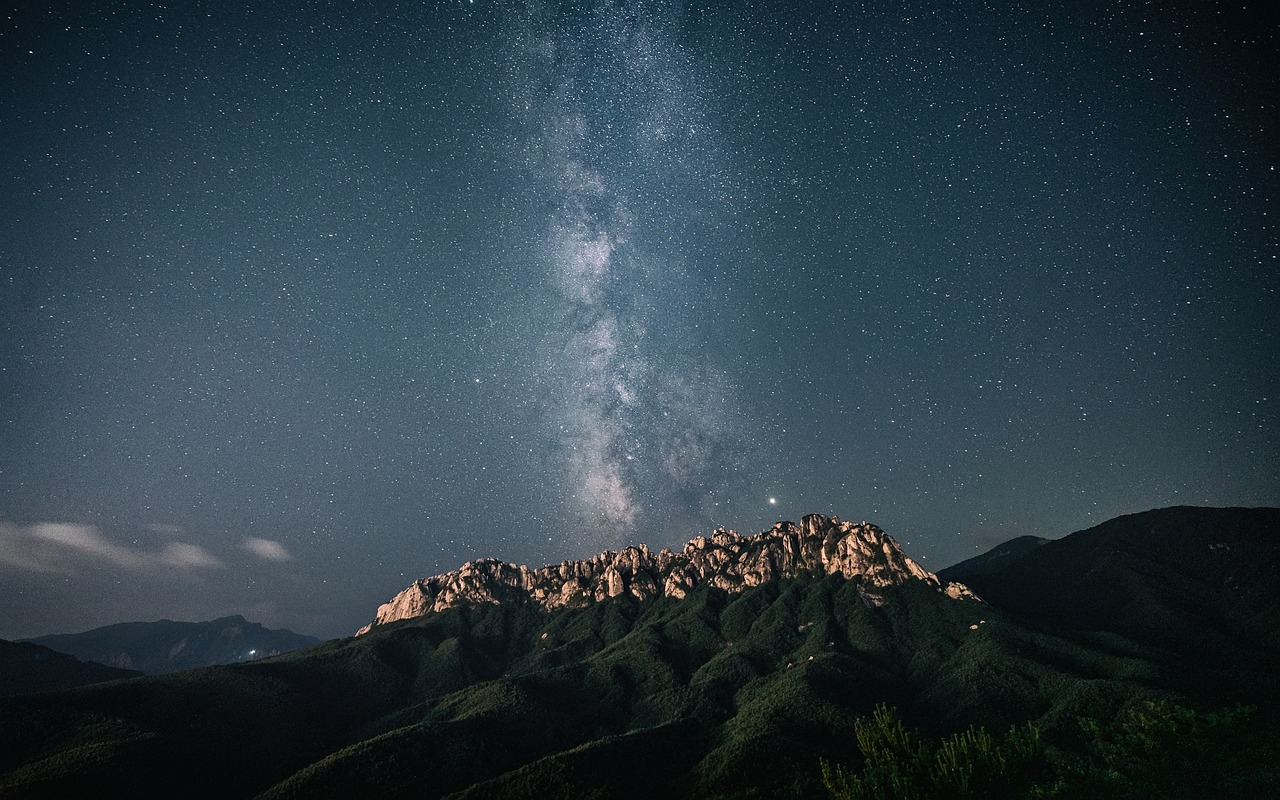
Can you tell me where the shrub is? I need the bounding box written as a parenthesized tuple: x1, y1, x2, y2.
(820, 704, 1056, 800)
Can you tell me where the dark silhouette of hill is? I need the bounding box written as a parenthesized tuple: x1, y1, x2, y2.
(24, 615, 321, 675)
(947, 506, 1280, 703)
(0, 507, 1276, 798)
(937, 534, 1049, 583)
(0, 639, 141, 698)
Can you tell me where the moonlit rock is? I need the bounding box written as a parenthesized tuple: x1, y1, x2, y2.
(358, 514, 978, 634)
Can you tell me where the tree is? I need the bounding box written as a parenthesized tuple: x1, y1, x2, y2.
(820, 704, 1055, 800)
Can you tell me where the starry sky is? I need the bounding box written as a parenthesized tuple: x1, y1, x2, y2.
(2, 0, 1276, 640)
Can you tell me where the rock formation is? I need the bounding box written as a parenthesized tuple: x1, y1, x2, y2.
(359, 514, 975, 634)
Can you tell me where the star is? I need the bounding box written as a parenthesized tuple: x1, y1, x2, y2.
(0, 0, 1272, 641)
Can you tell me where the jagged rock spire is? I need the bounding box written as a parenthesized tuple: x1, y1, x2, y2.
(357, 514, 975, 634)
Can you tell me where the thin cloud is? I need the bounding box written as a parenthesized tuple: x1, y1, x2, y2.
(161, 542, 223, 568)
(0, 521, 222, 574)
(0, 522, 60, 572)
(242, 537, 292, 562)
(30, 523, 146, 569)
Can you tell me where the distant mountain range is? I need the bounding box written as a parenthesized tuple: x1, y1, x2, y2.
(22, 615, 321, 675)
(1, 506, 1275, 798)
(0, 639, 141, 698)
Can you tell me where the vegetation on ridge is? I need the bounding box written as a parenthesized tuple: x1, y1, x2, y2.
(821, 700, 1274, 800)
(1, 507, 1277, 798)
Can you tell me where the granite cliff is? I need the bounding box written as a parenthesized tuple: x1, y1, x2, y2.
(359, 513, 975, 634)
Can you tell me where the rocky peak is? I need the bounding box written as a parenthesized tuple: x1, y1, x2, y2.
(357, 514, 975, 634)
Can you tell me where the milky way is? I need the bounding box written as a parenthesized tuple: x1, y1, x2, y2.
(1, 0, 1275, 639)
(505, 0, 752, 550)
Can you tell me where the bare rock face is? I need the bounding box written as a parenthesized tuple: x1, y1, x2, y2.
(357, 514, 976, 634)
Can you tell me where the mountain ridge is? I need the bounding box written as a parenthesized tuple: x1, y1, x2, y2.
(947, 505, 1280, 670)
(360, 513, 976, 633)
(25, 614, 321, 675)
(0, 639, 142, 698)
(2, 506, 1277, 798)
(937, 534, 1050, 584)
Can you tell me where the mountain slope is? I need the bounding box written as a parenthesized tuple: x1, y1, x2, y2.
(953, 506, 1280, 704)
(25, 615, 321, 675)
(1, 508, 1276, 799)
(0, 639, 141, 698)
(955, 507, 1280, 652)
(0, 576, 1139, 799)
(936, 534, 1049, 584)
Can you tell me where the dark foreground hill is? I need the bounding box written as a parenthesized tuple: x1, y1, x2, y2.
(936, 534, 1049, 583)
(24, 615, 321, 675)
(1, 508, 1276, 798)
(940, 505, 1280, 702)
(0, 640, 141, 698)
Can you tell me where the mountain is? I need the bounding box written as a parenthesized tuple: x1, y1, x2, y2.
(936, 534, 1049, 583)
(0, 508, 1276, 799)
(944, 505, 1280, 701)
(360, 515, 975, 633)
(24, 615, 321, 675)
(0, 639, 141, 698)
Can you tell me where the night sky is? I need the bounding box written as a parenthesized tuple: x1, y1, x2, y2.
(2, 1, 1276, 640)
